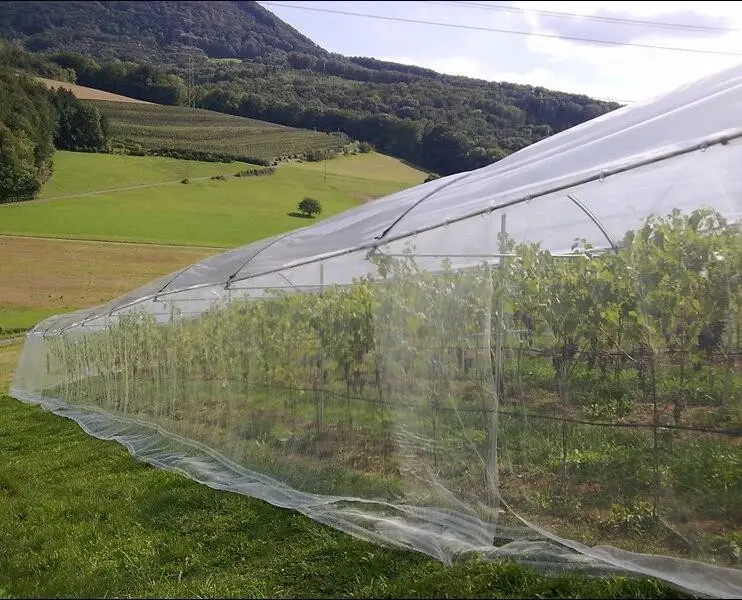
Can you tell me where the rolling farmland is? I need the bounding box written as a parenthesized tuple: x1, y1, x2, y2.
(90, 101, 349, 164)
(0, 151, 425, 335)
(33, 77, 350, 164)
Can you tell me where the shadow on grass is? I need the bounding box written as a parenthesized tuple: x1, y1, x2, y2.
(287, 212, 316, 219)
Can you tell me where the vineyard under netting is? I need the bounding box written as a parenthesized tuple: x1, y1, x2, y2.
(13, 206, 742, 597)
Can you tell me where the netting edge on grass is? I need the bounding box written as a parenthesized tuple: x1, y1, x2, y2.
(10, 385, 740, 599)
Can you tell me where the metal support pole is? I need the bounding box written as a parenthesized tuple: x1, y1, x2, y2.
(316, 262, 325, 433)
(488, 213, 506, 518)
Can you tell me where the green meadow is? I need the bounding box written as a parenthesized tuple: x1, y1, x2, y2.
(0, 152, 424, 247)
(38, 152, 259, 199)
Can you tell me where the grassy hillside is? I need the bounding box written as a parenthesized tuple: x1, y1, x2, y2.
(296, 153, 426, 184)
(0, 150, 424, 334)
(38, 152, 261, 199)
(90, 100, 349, 164)
(0, 151, 424, 247)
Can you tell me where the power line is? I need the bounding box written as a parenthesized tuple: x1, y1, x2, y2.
(428, 1, 740, 34)
(260, 2, 742, 57)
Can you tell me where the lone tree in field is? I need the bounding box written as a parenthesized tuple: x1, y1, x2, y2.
(298, 197, 322, 218)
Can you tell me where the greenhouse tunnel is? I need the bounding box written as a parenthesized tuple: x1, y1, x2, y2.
(11, 64, 742, 598)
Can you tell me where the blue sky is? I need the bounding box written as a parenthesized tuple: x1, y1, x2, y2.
(259, 1, 742, 105)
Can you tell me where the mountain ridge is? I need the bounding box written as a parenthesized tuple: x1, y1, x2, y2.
(0, 1, 326, 62)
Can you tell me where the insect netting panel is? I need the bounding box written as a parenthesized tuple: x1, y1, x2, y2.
(367, 142, 742, 598)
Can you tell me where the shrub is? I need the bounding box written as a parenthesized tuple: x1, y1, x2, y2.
(234, 167, 276, 178)
(302, 148, 336, 162)
(298, 196, 322, 218)
(342, 143, 361, 156)
(120, 146, 269, 166)
(358, 141, 374, 153)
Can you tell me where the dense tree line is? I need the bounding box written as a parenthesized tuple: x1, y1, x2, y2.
(0, 69, 56, 202)
(52, 52, 188, 105)
(0, 39, 75, 81)
(0, 68, 110, 203)
(52, 88, 110, 152)
(185, 58, 616, 176)
(0, 0, 621, 175)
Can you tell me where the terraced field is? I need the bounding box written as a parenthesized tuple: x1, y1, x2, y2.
(90, 101, 348, 163)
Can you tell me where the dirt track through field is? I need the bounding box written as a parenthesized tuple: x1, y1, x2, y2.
(0, 234, 224, 251)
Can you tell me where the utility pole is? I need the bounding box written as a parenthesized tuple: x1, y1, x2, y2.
(187, 51, 195, 110)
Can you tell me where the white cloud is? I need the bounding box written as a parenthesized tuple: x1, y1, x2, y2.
(379, 55, 591, 100)
(516, 1, 742, 102)
(265, 1, 742, 103)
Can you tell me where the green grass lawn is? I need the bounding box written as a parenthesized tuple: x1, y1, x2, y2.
(0, 151, 423, 331)
(0, 152, 424, 247)
(296, 152, 428, 184)
(38, 152, 260, 199)
(0, 307, 60, 337)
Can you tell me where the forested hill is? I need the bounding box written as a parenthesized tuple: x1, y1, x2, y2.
(0, 1, 325, 62)
(0, 1, 622, 176)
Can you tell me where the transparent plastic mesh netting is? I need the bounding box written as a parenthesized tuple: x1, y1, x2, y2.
(11, 67, 742, 598)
